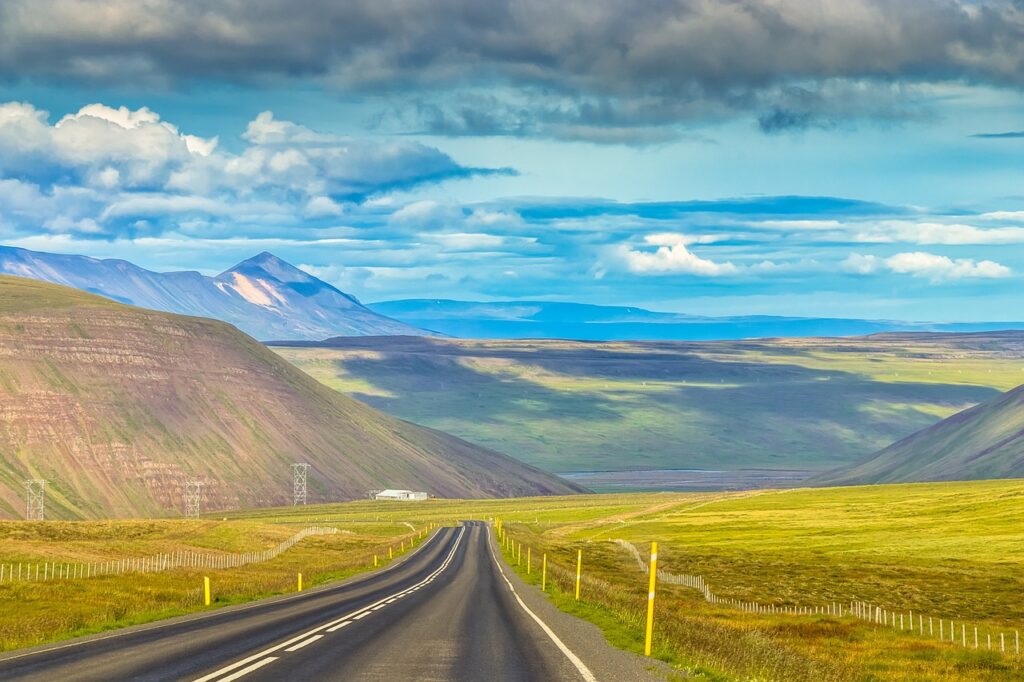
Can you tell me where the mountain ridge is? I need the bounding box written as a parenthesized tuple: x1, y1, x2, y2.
(0, 276, 579, 519)
(369, 298, 1024, 341)
(0, 245, 424, 341)
(813, 383, 1024, 486)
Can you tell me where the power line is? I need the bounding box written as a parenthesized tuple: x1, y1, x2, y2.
(184, 479, 203, 518)
(291, 463, 310, 505)
(24, 479, 44, 521)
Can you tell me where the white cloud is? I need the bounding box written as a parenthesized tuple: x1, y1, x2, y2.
(0, 100, 487, 238)
(840, 253, 880, 274)
(844, 251, 1011, 281)
(303, 196, 345, 218)
(620, 233, 738, 276)
(885, 252, 1010, 281)
(856, 220, 1024, 245)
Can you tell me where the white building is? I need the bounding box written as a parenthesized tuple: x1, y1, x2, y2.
(374, 489, 429, 501)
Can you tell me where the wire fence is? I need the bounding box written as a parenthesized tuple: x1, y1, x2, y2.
(0, 526, 339, 583)
(614, 539, 1022, 657)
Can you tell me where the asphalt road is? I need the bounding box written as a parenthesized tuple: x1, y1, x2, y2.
(0, 522, 660, 681)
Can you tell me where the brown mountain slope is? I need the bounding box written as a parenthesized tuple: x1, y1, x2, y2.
(0, 276, 580, 519)
(813, 382, 1024, 486)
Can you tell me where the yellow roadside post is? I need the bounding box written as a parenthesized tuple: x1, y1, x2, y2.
(401, 540, 405, 552)
(374, 555, 378, 568)
(542, 554, 547, 592)
(517, 543, 522, 566)
(203, 576, 211, 606)
(389, 546, 393, 559)
(297, 572, 303, 592)
(527, 547, 532, 575)
(575, 549, 582, 601)
(644, 542, 658, 657)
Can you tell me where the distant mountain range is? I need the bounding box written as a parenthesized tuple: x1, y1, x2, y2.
(370, 299, 1024, 341)
(0, 276, 579, 519)
(0, 245, 423, 341)
(6, 244, 1024, 343)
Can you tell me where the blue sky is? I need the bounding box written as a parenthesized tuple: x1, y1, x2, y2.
(3, 1, 1024, 320)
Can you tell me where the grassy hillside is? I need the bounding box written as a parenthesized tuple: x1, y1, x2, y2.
(0, 277, 579, 519)
(31, 479, 1014, 681)
(273, 334, 1024, 475)
(817, 383, 1024, 485)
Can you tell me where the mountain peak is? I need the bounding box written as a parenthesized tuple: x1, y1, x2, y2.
(217, 251, 366, 308)
(226, 251, 297, 273)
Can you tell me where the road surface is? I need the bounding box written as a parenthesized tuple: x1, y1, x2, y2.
(0, 521, 659, 681)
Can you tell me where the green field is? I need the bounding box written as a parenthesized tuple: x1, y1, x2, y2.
(5, 479, 1021, 680)
(0, 517, 429, 651)
(273, 334, 1024, 474)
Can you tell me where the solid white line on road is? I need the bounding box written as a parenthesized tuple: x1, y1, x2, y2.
(284, 635, 323, 652)
(486, 529, 598, 682)
(216, 657, 278, 682)
(326, 621, 351, 633)
(193, 527, 466, 682)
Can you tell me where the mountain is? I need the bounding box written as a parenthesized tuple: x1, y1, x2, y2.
(0, 276, 580, 519)
(0, 245, 424, 340)
(370, 299, 1024, 341)
(814, 383, 1024, 486)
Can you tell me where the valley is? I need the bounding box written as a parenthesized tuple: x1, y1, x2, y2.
(273, 333, 1024, 479)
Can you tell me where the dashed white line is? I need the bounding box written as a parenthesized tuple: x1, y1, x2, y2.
(0, 526, 446, 669)
(193, 527, 465, 682)
(325, 621, 351, 633)
(284, 635, 323, 652)
(216, 657, 278, 682)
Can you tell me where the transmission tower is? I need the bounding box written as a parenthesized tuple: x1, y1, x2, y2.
(291, 463, 310, 505)
(24, 479, 44, 521)
(184, 479, 203, 518)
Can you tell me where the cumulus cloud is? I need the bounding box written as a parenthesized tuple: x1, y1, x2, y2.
(1, 2, 1023, 140)
(843, 251, 1011, 281)
(619, 233, 739, 276)
(0, 102, 499, 237)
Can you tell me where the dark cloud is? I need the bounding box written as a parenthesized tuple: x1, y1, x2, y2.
(758, 108, 817, 134)
(971, 131, 1024, 138)
(1, 1, 1023, 140)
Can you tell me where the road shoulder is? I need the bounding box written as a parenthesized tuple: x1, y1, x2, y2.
(487, 529, 674, 681)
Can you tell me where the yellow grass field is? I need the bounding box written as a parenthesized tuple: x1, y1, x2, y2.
(2, 479, 1022, 680)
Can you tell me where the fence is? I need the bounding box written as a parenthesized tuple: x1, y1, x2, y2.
(0, 526, 338, 583)
(615, 539, 1021, 657)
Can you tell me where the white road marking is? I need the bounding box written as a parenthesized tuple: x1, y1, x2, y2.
(216, 657, 278, 682)
(284, 635, 323, 652)
(486, 529, 598, 682)
(0, 524, 446, 667)
(193, 527, 465, 682)
(326, 621, 351, 633)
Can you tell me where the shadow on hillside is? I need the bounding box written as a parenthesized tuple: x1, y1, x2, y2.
(328, 341, 1005, 469)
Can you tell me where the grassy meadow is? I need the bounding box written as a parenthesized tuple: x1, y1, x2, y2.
(0, 517, 429, 651)
(273, 334, 1024, 475)
(2, 479, 1022, 680)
